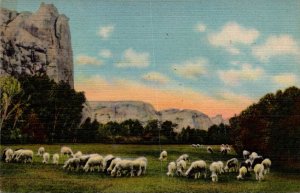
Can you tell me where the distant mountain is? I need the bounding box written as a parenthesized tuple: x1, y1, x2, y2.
(83, 101, 228, 132)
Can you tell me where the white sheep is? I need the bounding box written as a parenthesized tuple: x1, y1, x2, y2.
(207, 146, 213, 154)
(52, 153, 59, 165)
(2, 148, 14, 163)
(131, 157, 148, 176)
(217, 161, 225, 173)
(185, 160, 207, 179)
(237, 166, 248, 180)
(167, 161, 176, 177)
(107, 157, 122, 174)
(209, 162, 223, 182)
(176, 160, 187, 176)
(262, 158, 271, 174)
(42, 152, 50, 164)
(176, 154, 189, 163)
(225, 144, 231, 153)
(196, 144, 202, 148)
(83, 155, 104, 172)
(159, 150, 168, 161)
(37, 147, 45, 156)
(14, 149, 33, 163)
(254, 164, 264, 181)
(249, 152, 258, 161)
(60, 146, 73, 157)
(224, 158, 239, 172)
(73, 151, 82, 158)
(111, 159, 133, 177)
(63, 157, 80, 171)
(243, 150, 250, 159)
(103, 154, 115, 172)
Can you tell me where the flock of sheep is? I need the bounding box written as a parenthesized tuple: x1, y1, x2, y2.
(163, 145, 272, 182)
(2, 145, 271, 182)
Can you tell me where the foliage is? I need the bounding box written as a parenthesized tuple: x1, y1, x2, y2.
(229, 86, 300, 169)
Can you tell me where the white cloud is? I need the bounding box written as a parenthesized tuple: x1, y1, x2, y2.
(195, 23, 206, 32)
(142, 71, 170, 84)
(172, 58, 208, 79)
(208, 22, 259, 55)
(272, 73, 298, 87)
(98, 25, 114, 39)
(218, 64, 264, 86)
(75, 55, 103, 65)
(116, 48, 150, 68)
(99, 49, 112, 58)
(252, 35, 300, 62)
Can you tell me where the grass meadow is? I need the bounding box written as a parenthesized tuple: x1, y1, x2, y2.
(0, 144, 300, 193)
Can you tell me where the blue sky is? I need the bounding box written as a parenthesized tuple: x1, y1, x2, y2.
(2, 0, 300, 117)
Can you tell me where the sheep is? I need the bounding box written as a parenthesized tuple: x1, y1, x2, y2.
(225, 144, 231, 153)
(251, 156, 264, 170)
(42, 152, 50, 164)
(209, 162, 223, 182)
(220, 144, 226, 154)
(176, 154, 189, 163)
(217, 161, 225, 173)
(243, 150, 250, 159)
(207, 146, 213, 154)
(107, 157, 122, 174)
(63, 157, 80, 171)
(111, 160, 133, 177)
(2, 148, 14, 163)
(52, 153, 59, 165)
(237, 166, 248, 180)
(159, 150, 167, 161)
(73, 151, 82, 158)
(262, 158, 271, 174)
(254, 164, 264, 181)
(185, 160, 207, 179)
(78, 155, 92, 169)
(249, 152, 258, 162)
(191, 144, 197, 148)
(83, 155, 104, 172)
(14, 149, 33, 163)
(60, 146, 73, 157)
(103, 154, 115, 172)
(176, 160, 187, 176)
(196, 144, 202, 148)
(37, 147, 45, 156)
(224, 158, 239, 172)
(131, 157, 148, 176)
(240, 159, 251, 172)
(167, 161, 176, 177)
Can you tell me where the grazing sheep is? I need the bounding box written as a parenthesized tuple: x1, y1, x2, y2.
(111, 160, 133, 177)
(220, 144, 226, 154)
(107, 157, 122, 174)
(240, 159, 251, 172)
(176, 160, 187, 176)
(159, 150, 168, 161)
(209, 162, 223, 182)
(78, 155, 92, 169)
(131, 157, 148, 176)
(176, 154, 189, 163)
(251, 156, 264, 170)
(103, 154, 115, 172)
(217, 161, 225, 174)
(167, 161, 176, 177)
(185, 160, 207, 179)
(254, 164, 264, 181)
(83, 155, 104, 172)
(42, 152, 50, 164)
(2, 148, 14, 163)
(262, 158, 271, 174)
(192, 144, 197, 148)
(224, 158, 239, 172)
(37, 147, 45, 156)
(60, 146, 73, 157)
(243, 150, 250, 159)
(225, 144, 231, 153)
(52, 153, 59, 165)
(63, 157, 80, 171)
(207, 146, 213, 154)
(14, 149, 33, 163)
(196, 144, 202, 148)
(73, 151, 82, 158)
(249, 152, 258, 161)
(237, 166, 248, 180)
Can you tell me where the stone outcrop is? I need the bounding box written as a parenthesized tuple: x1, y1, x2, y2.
(84, 101, 228, 132)
(0, 3, 73, 88)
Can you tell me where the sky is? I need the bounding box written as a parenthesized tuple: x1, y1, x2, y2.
(2, 0, 300, 118)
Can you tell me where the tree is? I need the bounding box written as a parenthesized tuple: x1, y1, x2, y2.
(0, 76, 22, 130)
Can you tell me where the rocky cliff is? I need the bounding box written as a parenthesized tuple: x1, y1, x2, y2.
(85, 101, 228, 132)
(0, 3, 73, 88)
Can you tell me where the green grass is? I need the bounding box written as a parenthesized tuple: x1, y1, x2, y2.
(1, 144, 299, 193)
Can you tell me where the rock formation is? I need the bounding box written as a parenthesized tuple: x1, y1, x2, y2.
(84, 101, 228, 132)
(0, 3, 73, 88)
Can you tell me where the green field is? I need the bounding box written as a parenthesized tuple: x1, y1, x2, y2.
(0, 144, 299, 193)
